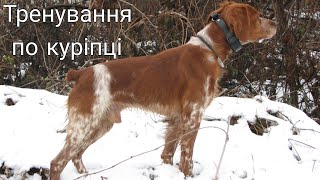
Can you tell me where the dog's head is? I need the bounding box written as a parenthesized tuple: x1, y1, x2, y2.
(208, 2, 277, 44)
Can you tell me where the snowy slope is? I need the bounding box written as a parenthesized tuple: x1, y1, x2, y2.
(1, 85, 320, 180)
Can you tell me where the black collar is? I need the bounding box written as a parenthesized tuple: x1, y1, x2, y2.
(211, 13, 242, 52)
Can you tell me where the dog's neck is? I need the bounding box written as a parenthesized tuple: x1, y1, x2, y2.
(187, 23, 233, 64)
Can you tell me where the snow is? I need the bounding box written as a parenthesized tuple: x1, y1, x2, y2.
(1, 85, 320, 180)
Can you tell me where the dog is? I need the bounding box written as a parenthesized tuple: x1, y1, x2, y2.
(50, 2, 277, 179)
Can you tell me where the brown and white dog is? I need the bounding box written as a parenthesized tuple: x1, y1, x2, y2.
(50, 2, 277, 179)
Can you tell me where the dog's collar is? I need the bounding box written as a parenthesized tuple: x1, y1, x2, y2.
(211, 13, 242, 52)
(196, 35, 225, 68)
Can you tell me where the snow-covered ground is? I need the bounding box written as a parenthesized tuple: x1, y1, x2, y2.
(1, 85, 320, 180)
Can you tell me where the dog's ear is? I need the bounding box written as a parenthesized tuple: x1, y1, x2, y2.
(223, 5, 261, 41)
(207, 1, 234, 23)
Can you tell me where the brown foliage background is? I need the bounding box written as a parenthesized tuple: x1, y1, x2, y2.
(0, 0, 319, 121)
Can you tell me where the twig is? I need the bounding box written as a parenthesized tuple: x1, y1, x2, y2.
(77, 24, 86, 43)
(288, 139, 302, 161)
(116, 0, 124, 59)
(287, 138, 316, 162)
(251, 154, 255, 175)
(242, 73, 259, 95)
(2, 84, 24, 97)
(214, 117, 230, 180)
(298, 128, 320, 134)
(288, 138, 316, 149)
(202, 115, 222, 122)
(57, 129, 67, 133)
(121, 30, 149, 55)
(0, 66, 20, 69)
(58, 82, 70, 95)
(276, 111, 291, 122)
(46, 82, 62, 91)
(201, 0, 211, 26)
(118, 0, 158, 29)
(312, 160, 316, 172)
(217, 88, 228, 97)
(34, 24, 49, 73)
(19, 79, 40, 88)
(74, 125, 227, 180)
(276, 112, 305, 135)
(45, 4, 88, 10)
(160, 11, 196, 35)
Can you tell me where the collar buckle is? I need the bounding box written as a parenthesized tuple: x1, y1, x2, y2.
(217, 58, 225, 68)
(211, 13, 220, 21)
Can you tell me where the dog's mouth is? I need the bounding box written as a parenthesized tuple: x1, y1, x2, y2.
(241, 38, 269, 44)
(257, 29, 277, 43)
(256, 38, 275, 45)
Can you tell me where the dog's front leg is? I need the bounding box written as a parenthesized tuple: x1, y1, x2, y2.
(179, 112, 201, 176)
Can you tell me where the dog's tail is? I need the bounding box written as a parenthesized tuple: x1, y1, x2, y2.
(66, 69, 82, 82)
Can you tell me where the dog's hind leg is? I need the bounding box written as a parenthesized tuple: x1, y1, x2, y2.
(50, 109, 114, 179)
(72, 152, 87, 174)
(161, 117, 181, 165)
(50, 136, 78, 180)
(71, 113, 116, 174)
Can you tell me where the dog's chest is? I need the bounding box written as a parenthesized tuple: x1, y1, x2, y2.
(202, 76, 219, 108)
